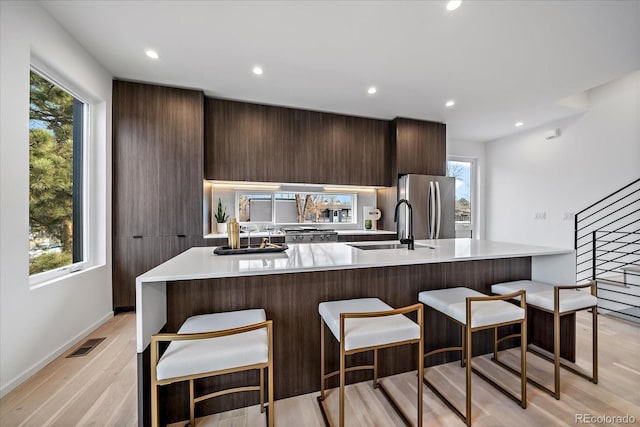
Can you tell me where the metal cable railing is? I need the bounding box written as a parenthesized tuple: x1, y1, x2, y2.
(575, 179, 640, 323)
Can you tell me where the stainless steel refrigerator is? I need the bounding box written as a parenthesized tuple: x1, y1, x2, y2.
(397, 174, 456, 239)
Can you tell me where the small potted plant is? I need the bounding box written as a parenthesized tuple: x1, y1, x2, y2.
(214, 198, 229, 233)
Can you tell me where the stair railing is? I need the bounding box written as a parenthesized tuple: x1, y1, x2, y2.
(575, 178, 640, 322)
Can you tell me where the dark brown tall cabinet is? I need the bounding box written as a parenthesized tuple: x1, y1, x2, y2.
(112, 81, 204, 310)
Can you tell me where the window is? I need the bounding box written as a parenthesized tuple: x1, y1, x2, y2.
(447, 159, 474, 238)
(29, 69, 87, 279)
(237, 191, 356, 224)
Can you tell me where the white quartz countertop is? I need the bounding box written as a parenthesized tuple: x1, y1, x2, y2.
(137, 239, 573, 283)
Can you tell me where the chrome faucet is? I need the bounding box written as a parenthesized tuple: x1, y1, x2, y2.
(394, 199, 415, 250)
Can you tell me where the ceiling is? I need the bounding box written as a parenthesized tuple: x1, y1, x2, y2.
(41, 0, 640, 142)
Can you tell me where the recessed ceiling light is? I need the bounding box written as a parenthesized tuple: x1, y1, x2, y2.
(253, 66, 263, 75)
(367, 87, 377, 95)
(445, 100, 455, 108)
(446, 0, 462, 11)
(515, 121, 524, 127)
(145, 50, 159, 59)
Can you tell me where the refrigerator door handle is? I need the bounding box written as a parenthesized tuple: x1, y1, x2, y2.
(428, 181, 436, 239)
(435, 181, 442, 239)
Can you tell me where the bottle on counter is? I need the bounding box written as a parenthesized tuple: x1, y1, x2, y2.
(227, 217, 240, 249)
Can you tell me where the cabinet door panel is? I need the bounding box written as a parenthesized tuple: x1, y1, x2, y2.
(395, 118, 446, 176)
(344, 116, 388, 186)
(113, 236, 206, 310)
(205, 99, 266, 182)
(161, 235, 204, 260)
(158, 89, 204, 236)
(299, 109, 329, 184)
(113, 82, 161, 236)
(112, 236, 163, 309)
(114, 82, 204, 237)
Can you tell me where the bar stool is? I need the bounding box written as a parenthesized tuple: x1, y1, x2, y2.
(150, 309, 274, 427)
(491, 279, 598, 399)
(318, 298, 423, 427)
(418, 287, 527, 426)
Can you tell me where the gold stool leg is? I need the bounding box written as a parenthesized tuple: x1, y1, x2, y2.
(521, 317, 527, 408)
(151, 382, 158, 427)
(260, 367, 265, 413)
(417, 306, 424, 427)
(465, 324, 472, 426)
(461, 325, 466, 367)
(189, 379, 195, 427)
(151, 340, 159, 427)
(268, 364, 274, 426)
(373, 349, 379, 389)
(267, 320, 274, 427)
(340, 342, 345, 427)
(553, 309, 561, 400)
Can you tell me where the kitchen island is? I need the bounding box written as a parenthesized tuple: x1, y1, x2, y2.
(136, 239, 574, 426)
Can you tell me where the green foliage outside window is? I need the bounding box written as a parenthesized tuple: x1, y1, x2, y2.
(29, 71, 75, 275)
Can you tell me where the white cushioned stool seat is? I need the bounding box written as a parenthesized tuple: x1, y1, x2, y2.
(491, 280, 552, 300)
(156, 309, 268, 381)
(491, 280, 598, 313)
(418, 287, 525, 328)
(318, 297, 420, 351)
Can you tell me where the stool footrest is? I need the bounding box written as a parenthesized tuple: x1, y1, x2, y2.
(323, 365, 375, 381)
(424, 346, 463, 359)
(194, 385, 262, 403)
(496, 333, 521, 346)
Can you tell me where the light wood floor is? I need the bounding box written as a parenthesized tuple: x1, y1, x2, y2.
(2, 311, 638, 426)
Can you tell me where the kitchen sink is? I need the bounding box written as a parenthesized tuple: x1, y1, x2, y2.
(348, 243, 435, 250)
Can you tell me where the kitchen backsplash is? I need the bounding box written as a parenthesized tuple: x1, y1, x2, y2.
(206, 184, 377, 233)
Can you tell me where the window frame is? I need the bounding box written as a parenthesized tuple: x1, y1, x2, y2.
(28, 65, 91, 286)
(234, 190, 358, 226)
(447, 156, 476, 239)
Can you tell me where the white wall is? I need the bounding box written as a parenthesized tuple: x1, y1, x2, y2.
(485, 71, 640, 248)
(0, 1, 113, 397)
(448, 138, 487, 239)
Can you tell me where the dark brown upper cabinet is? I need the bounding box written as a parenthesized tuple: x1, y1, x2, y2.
(205, 98, 388, 186)
(113, 81, 204, 237)
(392, 118, 446, 178)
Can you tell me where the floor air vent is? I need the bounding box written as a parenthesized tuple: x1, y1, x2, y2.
(67, 337, 106, 358)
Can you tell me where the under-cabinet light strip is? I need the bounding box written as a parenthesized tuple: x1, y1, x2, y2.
(209, 180, 381, 192)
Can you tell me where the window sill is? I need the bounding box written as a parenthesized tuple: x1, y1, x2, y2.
(29, 264, 104, 290)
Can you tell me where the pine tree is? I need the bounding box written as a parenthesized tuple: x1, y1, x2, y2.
(29, 71, 74, 274)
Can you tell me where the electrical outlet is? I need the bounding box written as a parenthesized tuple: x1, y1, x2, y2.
(533, 212, 547, 220)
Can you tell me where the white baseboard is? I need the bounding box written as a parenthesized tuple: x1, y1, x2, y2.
(0, 311, 114, 398)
